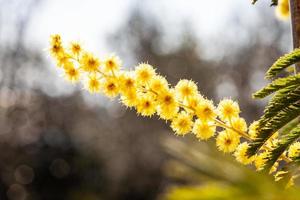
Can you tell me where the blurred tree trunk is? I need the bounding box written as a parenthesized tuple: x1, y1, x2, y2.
(290, 0, 300, 69)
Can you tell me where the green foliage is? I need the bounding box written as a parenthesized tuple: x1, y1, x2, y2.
(253, 75, 300, 99)
(248, 48, 300, 176)
(265, 125, 300, 169)
(259, 85, 300, 127)
(251, 0, 278, 6)
(266, 48, 300, 79)
(248, 101, 300, 155)
(271, 0, 278, 6)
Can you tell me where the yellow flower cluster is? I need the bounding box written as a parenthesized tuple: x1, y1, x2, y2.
(288, 142, 300, 158)
(48, 34, 295, 182)
(275, 0, 290, 20)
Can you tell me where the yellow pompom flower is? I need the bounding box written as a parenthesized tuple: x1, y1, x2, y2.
(103, 54, 122, 73)
(276, 0, 290, 20)
(80, 52, 101, 73)
(192, 119, 216, 140)
(69, 41, 82, 56)
(231, 117, 247, 133)
(136, 94, 157, 116)
(84, 74, 101, 93)
(234, 142, 253, 165)
(135, 63, 156, 85)
(157, 89, 177, 107)
(49, 34, 65, 58)
(175, 79, 198, 100)
(288, 142, 300, 158)
(149, 75, 169, 94)
(217, 99, 240, 121)
(249, 121, 259, 139)
(50, 34, 62, 45)
(157, 89, 179, 120)
(254, 151, 269, 171)
(216, 130, 240, 153)
(120, 90, 138, 108)
(63, 65, 80, 83)
(171, 111, 193, 135)
(118, 71, 136, 94)
(102, 77, 119, 98)
(49, 43, 64, 59)
(55, 54, 71, 68)
(157, 104, 179, 120)
(195, 99, 217, 121)
(185, 94, 204, 111)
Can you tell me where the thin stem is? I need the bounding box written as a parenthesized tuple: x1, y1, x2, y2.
(214, 118, 252, 140)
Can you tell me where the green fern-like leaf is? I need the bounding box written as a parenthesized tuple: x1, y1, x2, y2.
(248, 101, 300, 156)
(259, 85, 300, 127)
(249, 48, 300, 179)
(251, 0, 277, 6)
(280, 118, 300, 136)
(266, 48, 300, 79)
(270, 0, 278, 6)
(265, 125, 300, 169)
(253, 75, 300, 99)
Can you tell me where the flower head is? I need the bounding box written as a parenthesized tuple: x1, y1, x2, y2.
(118, 71, 136, 94)
(63, 65, 80, 83)
(135, 63, 156, 85)
(102, 77, 119, 98)
(175, 79, 198, 100)
(234, 142, 253, 165)
(49, 34, 66, 58)
(249, 121, 259, 139)
(185, 94, 204, 111)
(275, 0, 290, 20)
(288, 142, 300, 158)
(55, 54, 71, 68)
(216, 130, 240, 153)
(149, 75, 169, 94)
(171, 111, 193, 135)
(120, 90, 138, 108)
(217, 99, 240, 121)
(80, 52, 101, 73)
(195, 99, 217, 121)
(69, 41, 82, 56)
(254, 151, 270, 171)
(192, 119, 216, 140)
(50, 34, 62, 45)
(157, 89, 179, 120)
(136, 94, 157, 116)
(84, 74, 101, 93)
(231, 117, 247, 132)
(50, 45, 65, 59)
(103, 54, 122, 73)
(157, 89, 176, 107)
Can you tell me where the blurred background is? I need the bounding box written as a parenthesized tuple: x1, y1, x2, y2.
(0, 0, 296, 199)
